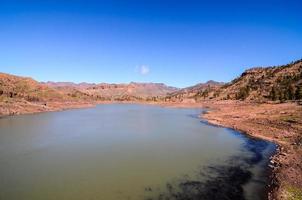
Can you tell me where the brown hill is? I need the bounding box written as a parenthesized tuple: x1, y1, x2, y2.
(0, 73, 66, 102)
(1, 73, 178, 104)
(165, 59, 302, 102)
(43, 81, 178, 101)
(218, 59, 302, 101)
(43, 81, 96, 89)
(1, 59, 301, 115)
(84, 82, 178, 101)
(0, 73, 94, 115)
(165, 80, 224, 102)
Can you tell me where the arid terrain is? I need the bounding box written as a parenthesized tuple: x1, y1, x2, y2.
(1, 60, 302, 199)
(0, 73, 177, 116)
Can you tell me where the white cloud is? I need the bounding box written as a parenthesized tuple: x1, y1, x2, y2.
(137, 65, 150, 75)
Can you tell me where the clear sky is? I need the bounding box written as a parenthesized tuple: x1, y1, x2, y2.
(0, 0, 301, 88)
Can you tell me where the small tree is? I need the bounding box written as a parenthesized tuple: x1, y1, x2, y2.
(295, 84, 302, 100)
(279, 90, 286, 102)
(202, 89, 209, 98)
(288, 84, 296, 100)
(236, 86, 250, 100)
(270, 86, 278, 101)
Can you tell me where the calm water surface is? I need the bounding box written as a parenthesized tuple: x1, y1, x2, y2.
(0, 104, 275, 200)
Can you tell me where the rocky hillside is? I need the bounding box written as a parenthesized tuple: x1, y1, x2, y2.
(43, 81, 96, 89)
(218, 59, 302, 101)
(0, 73, 178, 104)
(0, 73, 91, 116)
(0, 73, 67, 102)
(1, 58, 301, 107)
(165, 80, 224, 102)
(165, 59, 302, 102)
(43, 81, 178, 101)
(83, 82, 178, 101)
(0, 73, 178, 115)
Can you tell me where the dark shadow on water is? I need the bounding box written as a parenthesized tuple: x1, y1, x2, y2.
(186, 114, 201, 119)
(144, 165, 252, 200)
(242, 139, 268, 165)
(200, 120, 271, 166)
(199, 119, 226, 128)
(143, 123, 276, 200)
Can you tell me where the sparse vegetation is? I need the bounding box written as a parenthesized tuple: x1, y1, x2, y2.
(236, 86, 250, 100)
(285, 185, 302, 200)
(165, 59, 302, 102)
(295, 83, 302, 100)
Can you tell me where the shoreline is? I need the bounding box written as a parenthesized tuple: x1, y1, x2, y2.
(0, 100, 301, 199)
(157, 101, 302, 200)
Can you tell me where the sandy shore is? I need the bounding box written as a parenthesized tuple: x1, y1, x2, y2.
(0, 100, 301, 199)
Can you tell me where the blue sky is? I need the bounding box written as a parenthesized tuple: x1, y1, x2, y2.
(0, 0, 301, 88)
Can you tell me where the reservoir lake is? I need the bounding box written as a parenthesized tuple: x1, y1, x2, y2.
(0, 104, 276, 200)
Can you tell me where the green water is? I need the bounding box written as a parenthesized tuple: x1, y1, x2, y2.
(0, 104, 275, 200)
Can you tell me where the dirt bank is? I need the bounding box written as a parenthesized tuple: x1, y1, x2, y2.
(0, 100, 97, 117)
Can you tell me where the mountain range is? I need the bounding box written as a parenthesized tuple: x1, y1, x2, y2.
(0, 59, 301, 115)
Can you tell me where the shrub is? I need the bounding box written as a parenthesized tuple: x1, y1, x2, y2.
(236, 86, 250, 100)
